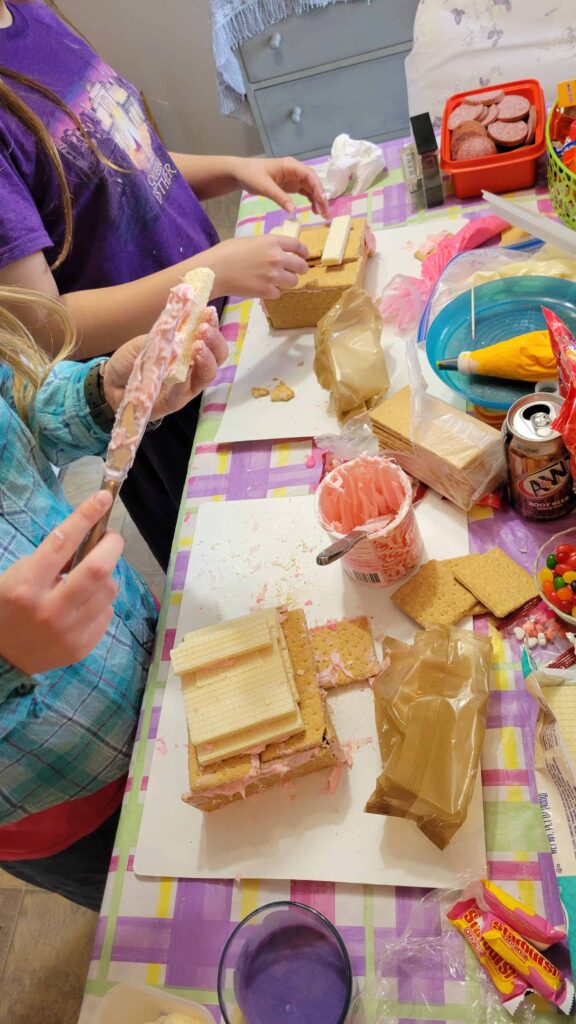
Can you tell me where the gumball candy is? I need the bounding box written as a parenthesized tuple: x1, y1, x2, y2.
(543, 580, 555, 599)
(555, 563, 571, 577)
(556, 586, 573, 601)
(554, 576, 567, 591)
(540, 567, 554, 585)
(546, 553, 558, 570)
(563, 570, 576, 583)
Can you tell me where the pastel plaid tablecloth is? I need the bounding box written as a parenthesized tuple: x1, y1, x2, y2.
(80, 143, 568, 1023)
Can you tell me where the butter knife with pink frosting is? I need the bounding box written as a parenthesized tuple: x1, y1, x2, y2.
(72, 268, 215, 566)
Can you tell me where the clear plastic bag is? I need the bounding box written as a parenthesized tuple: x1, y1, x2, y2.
(314, 287, 390, 422)
(418, 241, 576, 344)
(374, 333, 507, 510)
(349, 889, 537, 1024)
(315, 413, 379, 464)
(366, 625, 492, 850)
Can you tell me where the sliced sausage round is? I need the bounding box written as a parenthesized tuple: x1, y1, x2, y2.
(487, 119, 529, 147)
(496, 95, 531, 122)
(447, 103, 485, 130)
(525, 105, 538, 144)
(454, 135, 497, 161)
(478, 105, 499, 127)
(465, 89, 505, 106)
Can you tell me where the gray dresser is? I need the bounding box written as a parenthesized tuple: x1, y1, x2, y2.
(236, 0, 419, 158)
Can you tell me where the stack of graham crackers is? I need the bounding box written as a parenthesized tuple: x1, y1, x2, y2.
(262, 219, 370, 330)
(369, 386, 506, 511)
(392, 547, 538, 628)
(171, 608, 379, 811)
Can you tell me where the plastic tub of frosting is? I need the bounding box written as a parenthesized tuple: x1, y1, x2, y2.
(315, 454, 423, 586)
(95, 982, 214, 1024)
(217, 901, 352, 1024)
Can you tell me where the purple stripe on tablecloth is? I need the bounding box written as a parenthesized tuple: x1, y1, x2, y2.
(188, 474, 227, 498)
(165, 879, 234, 988)
(486, 689, 538, 732)
(539, 851, 566, 925)
(399, 1020, 446, 1024)
(335, 925, 366, 977)
(148, 706, 161, 740)
(172, 551, 191, 590)
(395, 894, 446, 1006)
(268, 462, 322, 489)
(227, 444, 273, 501)
(381, 138, 401, 171)
(394, 887, 431, 935)
(111, 917, 173, 962)
(383, 183, 409, 227)
(92, 916, 107, 961)
(214, 364, 237, 385)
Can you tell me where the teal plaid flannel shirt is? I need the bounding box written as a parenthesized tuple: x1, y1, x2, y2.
(0, 360, 158, 824)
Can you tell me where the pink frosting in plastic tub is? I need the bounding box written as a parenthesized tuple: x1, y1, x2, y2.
(315, 455, 423, 587)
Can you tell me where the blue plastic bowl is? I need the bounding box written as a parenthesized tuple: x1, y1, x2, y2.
(425, 275, 576, 410)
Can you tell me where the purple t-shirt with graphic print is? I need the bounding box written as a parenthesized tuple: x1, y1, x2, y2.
(0, 0, 220, 294)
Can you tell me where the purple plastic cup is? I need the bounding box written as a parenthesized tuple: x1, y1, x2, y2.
(217, 901, 352, 1024)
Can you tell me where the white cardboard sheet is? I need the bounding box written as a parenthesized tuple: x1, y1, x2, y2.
(215, 216, 471, 444)
(135, 492, 487, 887)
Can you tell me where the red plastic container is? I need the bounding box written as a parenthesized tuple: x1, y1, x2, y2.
(440, 79, 545, 199)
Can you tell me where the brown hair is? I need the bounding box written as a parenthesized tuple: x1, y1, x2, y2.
(0, 1, 126, 271)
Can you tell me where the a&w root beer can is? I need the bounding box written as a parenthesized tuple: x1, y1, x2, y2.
(503, 394, 575, 520)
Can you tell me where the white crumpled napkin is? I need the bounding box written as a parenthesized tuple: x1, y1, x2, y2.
(316, 133, 387, 200)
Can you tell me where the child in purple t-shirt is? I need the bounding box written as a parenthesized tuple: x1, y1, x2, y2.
(0, 0, 329, 568)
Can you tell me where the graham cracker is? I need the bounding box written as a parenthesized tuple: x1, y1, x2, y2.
(262, 219, 368, 329)
(262, 609, 326, 761)
(310, 616, 379, 689)
(453, 547, 538, 619)
(300, 220, 364, 263)
(270, 380, 295, 402)
(392, 560, 478, 627)
(369, 386, 414, 447)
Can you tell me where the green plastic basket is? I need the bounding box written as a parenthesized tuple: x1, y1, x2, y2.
(547, 105, 576, 229)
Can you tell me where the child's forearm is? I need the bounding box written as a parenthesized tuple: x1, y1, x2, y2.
(61, 253, 226, 358)
(169, 153, 244, 199)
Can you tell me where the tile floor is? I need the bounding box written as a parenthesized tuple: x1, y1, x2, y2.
(0, 192, 240, 1024)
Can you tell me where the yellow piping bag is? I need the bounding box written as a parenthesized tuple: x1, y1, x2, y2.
(437, 330, 556, 382)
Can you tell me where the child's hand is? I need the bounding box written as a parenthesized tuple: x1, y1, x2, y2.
(0, 492, 124, 676)
(235, 156, 330, 220)
(104, 308, 228, 418)
(207, 235, 309, 299)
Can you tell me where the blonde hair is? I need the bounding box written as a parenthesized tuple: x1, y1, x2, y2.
(0, 287, 76, 422)
(0, 1, 127, 270)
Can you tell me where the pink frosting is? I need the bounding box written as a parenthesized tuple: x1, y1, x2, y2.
(317, 455, 409, 535)
(106, 283, 195, 480)
(194, 746, 326, 803)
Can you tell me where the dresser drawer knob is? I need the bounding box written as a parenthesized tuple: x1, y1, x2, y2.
(269, 31, 282, 49)
(289, 106, 303, 124)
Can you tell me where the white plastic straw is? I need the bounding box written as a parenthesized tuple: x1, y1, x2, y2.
(482, 190, 576, 256)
